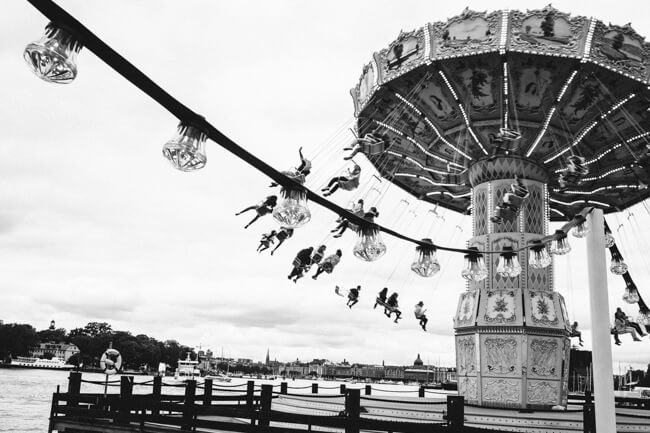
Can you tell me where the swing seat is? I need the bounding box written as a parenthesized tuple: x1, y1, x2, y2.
(361, 137, 387, 156)
(376, 298, 399, 313)
(498, 127, 522, 141)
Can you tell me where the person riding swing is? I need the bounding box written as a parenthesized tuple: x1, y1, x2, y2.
(414, 301, 428, 331)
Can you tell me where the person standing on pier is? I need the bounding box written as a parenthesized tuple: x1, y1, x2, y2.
(346, 285, 361, 308)
(414, 301, 428, 331)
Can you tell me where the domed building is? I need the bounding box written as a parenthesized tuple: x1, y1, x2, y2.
(414, 353, 424, 367)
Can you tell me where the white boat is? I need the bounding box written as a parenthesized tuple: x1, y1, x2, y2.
(9, 356, 74, 370)
(204, 372, 232, 383)
(174, 353, 202, 382)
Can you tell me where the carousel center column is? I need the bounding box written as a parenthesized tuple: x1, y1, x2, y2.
(453, 155, 571, 409)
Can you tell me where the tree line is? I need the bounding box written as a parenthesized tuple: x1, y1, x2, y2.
(0, 321, 195, 371)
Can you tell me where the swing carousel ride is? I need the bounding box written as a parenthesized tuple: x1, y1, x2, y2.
(19, 0, 650, 413)
(347, 5, 650, 409)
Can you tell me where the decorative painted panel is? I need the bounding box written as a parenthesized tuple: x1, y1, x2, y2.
(527, 337, 561, 379)
(522, 182, 545, 235)
(374, 28, 427, 85)
(350, 60, 378, 115)
(477, 288, 523, 327)
(455, 290, 479, 328)
(481, 335, 520, 376)
(456, 335, 478, 376)
(473, 185, 488, 236)
(589, 20, 650, 83)
(458, 376, 478, 401)
(526, 290, 562, 328)
(527, 380, 560, 406)
(508, 5, 588, 58)
(558, 293, 571, 331)
(482, 378, 521, 404)
(429, 8, 502, 60)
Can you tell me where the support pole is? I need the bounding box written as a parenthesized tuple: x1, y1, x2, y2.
(585, 209, 616, 433)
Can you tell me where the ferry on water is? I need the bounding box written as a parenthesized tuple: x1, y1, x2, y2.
(5, 356, 74, 370)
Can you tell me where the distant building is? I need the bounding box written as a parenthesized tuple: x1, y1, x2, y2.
(265, 349, 270, 366)
(30, 342, 79, 362)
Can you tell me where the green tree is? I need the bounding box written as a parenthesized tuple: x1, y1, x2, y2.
(0, 323, 39, 360)
(37, 327, 67, 343)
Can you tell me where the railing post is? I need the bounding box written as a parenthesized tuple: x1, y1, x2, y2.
(585, 390, 593, 404)
(181, 380, 196, 431)
(583, 403, 596, 433)
(281, 382, 288, 394)
(119, 376, 134, 424)
(68, 372, 81, 407)
(340, 384, 346, 394)
(246, 380, 255, 409)
(365, 385, 371, 396)
(259, 384, 273, 427)
(418, 386, 425, 398)
(203, 378, 213, 407)
(48, 385, 60, 433)
(345, 389, 360, 433)
(446, 395, 464, 428)
(152, 376, 162, 415)
(312, 383, 318, 394)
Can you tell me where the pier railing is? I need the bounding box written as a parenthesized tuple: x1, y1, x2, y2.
(48, 373, 649, 433)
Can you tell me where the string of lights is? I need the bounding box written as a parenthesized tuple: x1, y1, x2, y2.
(602, 220, 649, 319)
(20, 0, 609, 281)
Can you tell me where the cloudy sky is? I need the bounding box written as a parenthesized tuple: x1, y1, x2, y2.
(2, 0, 650, 370)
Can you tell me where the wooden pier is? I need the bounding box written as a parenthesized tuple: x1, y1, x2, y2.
(48, 373, 650, 433)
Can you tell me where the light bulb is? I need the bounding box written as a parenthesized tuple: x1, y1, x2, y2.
(549, 230, 571, 255)
(622, 284, 640, 304)
(571, 215, 589, 238)
(353, 226, 386, 262)
(461, 247, 488, 282)
(610, 250, 628, 275)
(162, 123, 207, 171)
(411, 238, 440, 277)
(272, 188, 311, 229)
(24, 23, 82, 84)
(604, 228, 615, 248)
(528, 240, 552, 269)
(496, 246, 521, 278)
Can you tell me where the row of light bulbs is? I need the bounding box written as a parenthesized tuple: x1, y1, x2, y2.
(20, 24, 632, 282)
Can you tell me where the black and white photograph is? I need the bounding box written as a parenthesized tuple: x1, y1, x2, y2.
(1, 1, 650, 432)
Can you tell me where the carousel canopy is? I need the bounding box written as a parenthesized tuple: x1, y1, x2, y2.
(351, 5, 650, 221)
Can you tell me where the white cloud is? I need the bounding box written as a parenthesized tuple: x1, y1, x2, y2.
(1, 0, 649, 371)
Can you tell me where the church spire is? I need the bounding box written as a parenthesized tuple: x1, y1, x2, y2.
(265, 348, 270, 366)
